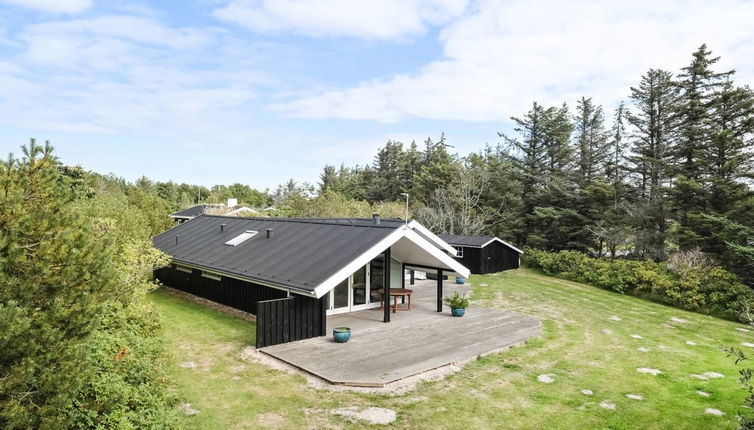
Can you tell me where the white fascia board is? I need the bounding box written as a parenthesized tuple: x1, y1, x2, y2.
(402, 229, 471, 278)
(311, 227, 408, 299)
(481, 237, 524, 254)
(407, 220, 457, 254)
(311, 226, 471, 299)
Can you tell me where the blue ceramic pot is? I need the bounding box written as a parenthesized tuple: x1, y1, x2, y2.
(333, 327, 351, 343)
(451, 308, 466, 317)
(455, 277, 466, 284)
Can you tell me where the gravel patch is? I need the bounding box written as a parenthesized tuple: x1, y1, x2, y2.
(537, 374, 555, 384)
(630, 334, 643, 339)
(703, 372, 724, 379)
(704, 408, 724, 416)
(581, 389, 593, 395)
(179, 403, 199, 416)
(670, 317, 690, 324)
(257, 412, 286, 427)
(331, 407, 396, 425)
(637, 367, 662, 376)
(480, 283, 489, 287)
(599, 400, 616, 410)
(179, 362, 198, 369)
(638, 347, 651, 352)
(601, 328, 613, 335)
(696, 390, 710, 397)
(608, 316, 622, 321)
(626, 394, 644, 400)
(686, 341, 697, 346)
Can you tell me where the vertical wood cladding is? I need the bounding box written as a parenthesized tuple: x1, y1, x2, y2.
(154, 265, 287, 315)
(454, 242, 520, 274)
(256, 294, 327, 348)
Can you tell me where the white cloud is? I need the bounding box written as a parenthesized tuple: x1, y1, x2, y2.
(275, 0, 754, 122)
(213, 0, 469, 40)
(0, 0, 92, 14)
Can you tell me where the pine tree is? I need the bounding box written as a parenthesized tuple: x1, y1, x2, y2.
(0, 140, 121, 428)
(671, 45, 735, 250)
(575, 97, 610, 186)
(627, 69, 679, 260)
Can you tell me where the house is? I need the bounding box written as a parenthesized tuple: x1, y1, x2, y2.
(152, 214, 470, 347)
(438, 233, 523, 274)
(169, 198, 259, 223)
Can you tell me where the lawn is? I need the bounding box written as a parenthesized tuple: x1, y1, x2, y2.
(149, 268, 752, 429)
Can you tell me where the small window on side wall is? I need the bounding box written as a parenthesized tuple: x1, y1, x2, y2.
(176, 265, 192, 274)
(454, 246, 463, 258)
(201, 271, 221, 281)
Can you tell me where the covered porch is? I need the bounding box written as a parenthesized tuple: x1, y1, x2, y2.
(259, 279, 540, 387)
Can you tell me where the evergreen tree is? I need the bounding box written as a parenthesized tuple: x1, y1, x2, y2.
(627, 69, 679, 260)
(0, 141, 121, 427)
(672, 45, 735, 250)
(574, 97, 610, 186)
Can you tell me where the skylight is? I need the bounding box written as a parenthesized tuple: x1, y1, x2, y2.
(225, 230, 258, 246)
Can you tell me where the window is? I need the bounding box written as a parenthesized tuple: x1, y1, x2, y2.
(201, 271, 221, 281)
(224, 230, 258, 246)
(176, 265, 192, 274)
(454, 246, 464, 258)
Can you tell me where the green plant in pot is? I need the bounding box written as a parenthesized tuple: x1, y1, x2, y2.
(444, 292, 469, 317)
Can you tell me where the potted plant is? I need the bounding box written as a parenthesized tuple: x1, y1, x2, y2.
(443, 292, 469, 317)
(333, 326, 351, 343)
(455, 276, 466, 284)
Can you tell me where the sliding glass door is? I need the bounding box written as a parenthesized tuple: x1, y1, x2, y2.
(327, 257, 385, 314)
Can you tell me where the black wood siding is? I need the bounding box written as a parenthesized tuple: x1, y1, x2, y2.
(453, 242, 520, 274)
(256, 294, 327, 348)
(154, 265, 287, 315)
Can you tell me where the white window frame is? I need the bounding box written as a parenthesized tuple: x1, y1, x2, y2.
(201, 271, 221, 281)
(176, 265, 192, 274)
(454, 246, 464, 258)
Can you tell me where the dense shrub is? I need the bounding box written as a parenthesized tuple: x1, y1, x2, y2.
(523, 249, 754, 321)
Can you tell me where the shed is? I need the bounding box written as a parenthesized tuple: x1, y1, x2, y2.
(438, 234, 523, 274)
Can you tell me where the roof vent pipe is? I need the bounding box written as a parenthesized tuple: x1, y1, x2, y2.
(372, 213, 381, 225)
(175, 235, 179, 245)
(220, 223, 226, 232)
(266, 228, 274, 238)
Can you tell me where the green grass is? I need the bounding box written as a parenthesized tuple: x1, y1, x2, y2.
(149, 269, 753, 429)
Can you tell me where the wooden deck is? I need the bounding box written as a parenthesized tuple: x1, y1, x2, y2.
(259, 280, 540, 387)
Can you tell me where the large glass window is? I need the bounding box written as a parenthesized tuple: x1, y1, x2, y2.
(333, 278, 349, 309)
(370, 254, 385, 302)
(352, 266, 367, 306)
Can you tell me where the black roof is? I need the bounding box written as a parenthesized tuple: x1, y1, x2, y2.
(438, 233, 495, 247)
(153, 215, 402, 293)
(438, 233, 523, 253)
(170, 205, 208, 219)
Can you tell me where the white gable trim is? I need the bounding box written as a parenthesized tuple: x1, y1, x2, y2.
(403, 229, 471, 277)
(311, 226, 470, 299)
(407, 220, 457, 254)
(480, 237, 524, 254)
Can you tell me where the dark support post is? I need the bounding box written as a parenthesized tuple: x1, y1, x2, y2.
(436, 269, 443, 312)
(383, 249, 391, 323)
(410, 270, 415, 285)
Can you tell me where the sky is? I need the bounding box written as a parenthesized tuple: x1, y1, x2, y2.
(0, 0, 752, 190)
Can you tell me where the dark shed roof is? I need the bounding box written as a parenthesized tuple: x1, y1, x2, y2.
(170, 205, 208, 219)
(153, 215, 401, 294)
(439, 233, 523, 253)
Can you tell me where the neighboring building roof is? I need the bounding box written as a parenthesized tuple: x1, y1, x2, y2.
(153, 216, 469, 298)
(170, 204, 207, 219)
(439, 233, 524, 254)
(170, 204, 259, 220)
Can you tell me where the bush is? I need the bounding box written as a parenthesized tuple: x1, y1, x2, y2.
(523, 248, 754, 322)
(444, 292, 470, 309)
